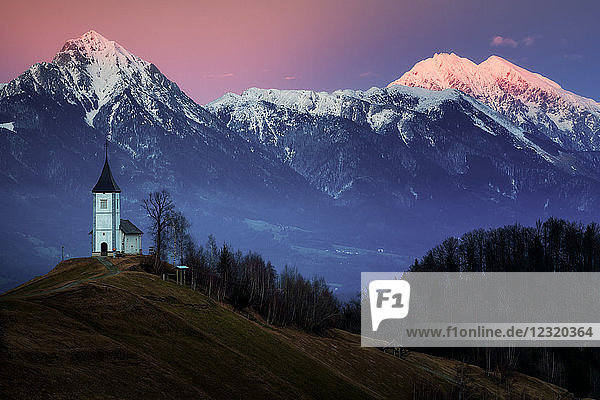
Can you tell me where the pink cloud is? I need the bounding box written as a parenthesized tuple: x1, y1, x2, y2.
(490, 35, 537, 48)
(522, 36, 535, 46)
(284, 76, 297, 80)
(490, 36, 518, 48)
(202, 72, 234, 79)
(359, 72, 379, 77)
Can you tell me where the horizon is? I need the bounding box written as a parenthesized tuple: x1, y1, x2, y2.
(1, 0, 599, 104)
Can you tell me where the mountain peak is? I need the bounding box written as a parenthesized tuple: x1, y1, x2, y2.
(52, 30, 144, 69)
(49, 30, 153, 127)
(57, 30, 115, 57)
(388, 53, 579, 98)
(78, 30, 112, 46)
(389, 52, 600, 151)
(391, 52, 479, 94)
(479, 54, 522, 71)
(431, 52, 473, 63)
(388, 53, 600, 105)
(483, 54, 510, 63)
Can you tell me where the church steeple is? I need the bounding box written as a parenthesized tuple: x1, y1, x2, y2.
(92, 140, 121, 193)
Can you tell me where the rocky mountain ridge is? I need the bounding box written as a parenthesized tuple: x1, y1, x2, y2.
(389, 52, 600, 152)
(1, 32, 599, 293)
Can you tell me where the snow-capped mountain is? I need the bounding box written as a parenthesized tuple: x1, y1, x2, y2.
(388, 53, 600, 152)
(1, 31, 600, 294)
(208, 85, 599, 206)
(41, 30, 216, 130)
(0, 30, 310, 194)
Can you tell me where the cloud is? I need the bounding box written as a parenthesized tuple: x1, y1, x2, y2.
(284, 76, 297, 80)
(490, 35, 537, 48)
(202, 72, 234, 79)
(490, 36, 518, 48)
(522, 36, 535, 46)
(359, 72, 379, 77)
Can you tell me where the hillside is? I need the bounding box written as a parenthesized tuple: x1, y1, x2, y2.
(0, 257, 574, 399)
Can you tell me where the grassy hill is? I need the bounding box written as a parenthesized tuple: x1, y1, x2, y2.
(0, 257, 575, 399)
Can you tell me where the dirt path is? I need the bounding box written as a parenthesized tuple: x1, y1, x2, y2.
(94, 256, 120, 276)
(47, 257, 120, 293)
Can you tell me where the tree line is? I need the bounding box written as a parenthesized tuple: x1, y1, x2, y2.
(142, 191, 600, 395)
(183, 236, 340, 333)
(142, 190, 344, 334)
(411, 217, 600, 273)
(409, 217, 600, 398)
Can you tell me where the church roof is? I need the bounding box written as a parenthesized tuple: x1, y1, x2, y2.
(92, 157, 121, 193)
(120, 219, 143, 235)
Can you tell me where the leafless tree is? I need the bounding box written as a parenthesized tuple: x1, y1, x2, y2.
(142, 190, 174, 272)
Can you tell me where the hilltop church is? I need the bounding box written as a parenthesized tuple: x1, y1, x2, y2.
(90, 151, 143, 257)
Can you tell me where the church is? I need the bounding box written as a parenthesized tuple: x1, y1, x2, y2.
(90, 150, 143, 257)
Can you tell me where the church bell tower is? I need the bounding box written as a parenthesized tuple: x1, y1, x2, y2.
(91, 143, 121, 257)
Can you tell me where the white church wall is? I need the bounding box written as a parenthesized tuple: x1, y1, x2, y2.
(95, 231, 113, 253)
(93, 192, 121, 253)
(122, 233, 142, 254)
(96, 214, 112, 227)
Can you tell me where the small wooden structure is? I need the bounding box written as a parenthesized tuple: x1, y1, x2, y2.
(174, 265, 189, 286)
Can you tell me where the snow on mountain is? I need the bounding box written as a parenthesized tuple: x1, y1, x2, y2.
(0, 121, 14, 132)
(208, 85, 600, 211)
(52, 30, 152, 126)
(2, 32, 600, 295)
(2, 30, 216, 135)
(0, 30, 317, 198)
(388, 53, 600, 151)
(209, 85, 558, 166)
(2, 32, 598, 208)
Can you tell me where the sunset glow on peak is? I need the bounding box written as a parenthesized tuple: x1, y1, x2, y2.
(0, 0, 598, 104)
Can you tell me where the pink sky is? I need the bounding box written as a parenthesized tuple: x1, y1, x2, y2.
(1, 0, 598, 104)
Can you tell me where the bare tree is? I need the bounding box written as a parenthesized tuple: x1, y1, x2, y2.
(142, 190, 174, 272)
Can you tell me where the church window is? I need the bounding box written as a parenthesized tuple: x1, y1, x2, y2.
(100, 199, 107, 209)
(117, 199, 119, 209)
